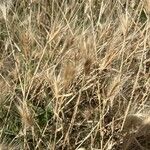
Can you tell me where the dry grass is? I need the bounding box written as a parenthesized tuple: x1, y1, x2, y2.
(0, 0, 150, 149)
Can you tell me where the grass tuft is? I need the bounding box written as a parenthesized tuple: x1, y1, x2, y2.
(0, 0, 150, 149)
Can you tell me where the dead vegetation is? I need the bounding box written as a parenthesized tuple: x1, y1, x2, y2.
(0, 0, 150, 149)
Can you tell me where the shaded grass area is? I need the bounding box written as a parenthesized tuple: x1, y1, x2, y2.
(0, 0, 150, 149)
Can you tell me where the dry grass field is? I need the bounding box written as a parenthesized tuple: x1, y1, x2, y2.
(0, 0, 150, 149)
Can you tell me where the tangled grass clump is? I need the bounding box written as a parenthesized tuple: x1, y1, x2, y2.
(0, 0, 150, 149)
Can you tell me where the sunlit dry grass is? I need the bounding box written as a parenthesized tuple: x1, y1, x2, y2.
(0, 0, 150, 149)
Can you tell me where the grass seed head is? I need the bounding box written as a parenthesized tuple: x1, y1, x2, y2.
(63, 61, 76, 88)
(84, 57, 92, 75)
(16, 102, 33, 128)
